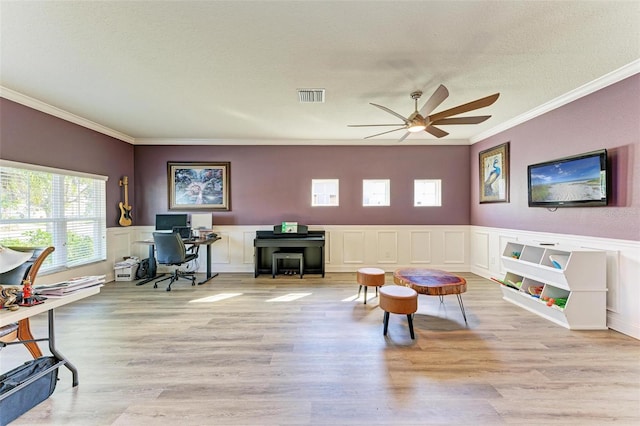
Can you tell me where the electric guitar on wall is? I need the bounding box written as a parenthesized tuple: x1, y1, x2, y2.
(118, 176, 132, 227)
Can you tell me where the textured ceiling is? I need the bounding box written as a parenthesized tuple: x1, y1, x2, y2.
(1, 1, 639, 144)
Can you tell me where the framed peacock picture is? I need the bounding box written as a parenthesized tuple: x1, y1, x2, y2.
(479, 142, 510, 203)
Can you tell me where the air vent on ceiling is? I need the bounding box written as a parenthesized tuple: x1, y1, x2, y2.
(297, 88, 325, 103)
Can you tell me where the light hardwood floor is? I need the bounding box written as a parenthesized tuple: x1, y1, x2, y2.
(2, 273, 639, 425)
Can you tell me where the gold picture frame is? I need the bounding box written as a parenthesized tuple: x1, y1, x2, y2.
(479, 142, 509, 203)
(168, 162, 230, 210)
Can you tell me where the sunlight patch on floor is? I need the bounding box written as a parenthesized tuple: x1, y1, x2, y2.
(266, 293, 312, 302)
(342, 293, 375, 302)
(189, 293, 243, 303)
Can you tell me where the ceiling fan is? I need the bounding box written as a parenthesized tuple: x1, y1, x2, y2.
(348, 84, 499, 141)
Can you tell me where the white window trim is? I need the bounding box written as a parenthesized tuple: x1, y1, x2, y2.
(0, 160, 108, 273)
(0, 159, 108, 181)
(311, 179, 339, 206)
(414, 179, 442, 207)
(363, 179, 390, 206)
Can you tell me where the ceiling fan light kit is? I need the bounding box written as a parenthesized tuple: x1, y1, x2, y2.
(349, 84, 500, 141)
(408, 123, 426, 132)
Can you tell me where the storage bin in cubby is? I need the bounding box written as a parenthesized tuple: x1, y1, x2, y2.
(521, 277, 544, 297)
(540, 285, 570, 310)
(518, 245, 545, 263)
(542, 249, 571, 270)
(502, 272, 523, 289)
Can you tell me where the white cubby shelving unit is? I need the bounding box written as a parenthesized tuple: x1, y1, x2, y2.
(499, 242, 607, 330)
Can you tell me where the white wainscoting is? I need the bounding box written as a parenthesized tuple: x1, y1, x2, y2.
(470, 226, 640, 340)
(124, 225, 471, 274)
(322, 225, 470, 272)
(40, 224, 637, 339)
(35, 227, 136, 286)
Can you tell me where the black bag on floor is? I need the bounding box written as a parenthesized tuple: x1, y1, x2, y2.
(135, 258, 151, 279)
(0, 356, 59, 425)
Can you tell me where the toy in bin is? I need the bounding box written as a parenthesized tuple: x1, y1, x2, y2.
(528, 285, 543, 298)
(549, 254, 569, 269)
(541, 296, 567, 308)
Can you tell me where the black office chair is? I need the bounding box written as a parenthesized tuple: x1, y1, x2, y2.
(152, 232, 199, 291)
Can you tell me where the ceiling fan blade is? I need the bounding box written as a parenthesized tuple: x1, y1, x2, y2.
(348, 123, 406, 127)
(425, 126, 449, 138)
(431, 115, 491, 125)
(418, 84, 449, 116)
(370, 103, 409, 123)
(364, 127, 407, 139)
(397, 132, 411, 142)
(428, 93, 500, 122)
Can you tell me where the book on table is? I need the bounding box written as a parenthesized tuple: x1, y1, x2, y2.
(34, 275, 105, 297)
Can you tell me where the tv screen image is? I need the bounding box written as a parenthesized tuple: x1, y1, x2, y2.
(527, 150, 607, 207)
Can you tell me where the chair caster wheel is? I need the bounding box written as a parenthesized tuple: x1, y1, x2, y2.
(166, 287, 171, 292)
(153, 284, 158, 288)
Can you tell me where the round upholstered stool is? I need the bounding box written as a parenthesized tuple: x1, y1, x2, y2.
(379, 285, 418, 339)
(356, 267, 385, 304)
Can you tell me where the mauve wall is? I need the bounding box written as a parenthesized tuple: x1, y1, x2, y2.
(4, 72, 637, 238)
(134, 144, 470, 226)
(471, 74, 640, 241)
(0, 98, 135, 227)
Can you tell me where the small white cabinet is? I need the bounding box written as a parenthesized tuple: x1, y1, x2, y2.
(499, 242, 607, 330)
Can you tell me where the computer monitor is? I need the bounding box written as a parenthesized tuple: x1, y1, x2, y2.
(172, 226, 192, 239)
(191, 213, 213, 230)
(155, 214, 189, 231)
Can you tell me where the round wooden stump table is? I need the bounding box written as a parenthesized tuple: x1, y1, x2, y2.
(393, 268, 468, 323)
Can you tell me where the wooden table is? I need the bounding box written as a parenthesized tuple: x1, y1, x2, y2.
(0, 286, 101, 386)
(393, 268, 468, 323)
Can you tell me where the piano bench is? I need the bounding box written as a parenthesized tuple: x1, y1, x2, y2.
(272, 251, 304, 279)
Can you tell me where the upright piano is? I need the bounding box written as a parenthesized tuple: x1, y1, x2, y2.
(254, 225, 325, 277)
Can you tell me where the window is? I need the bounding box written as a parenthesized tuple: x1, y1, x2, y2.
(363, 179, 390, 206)
(414, 179, 442, 206)
(312, 179, 339, 206)
(0, 160, 107, 273)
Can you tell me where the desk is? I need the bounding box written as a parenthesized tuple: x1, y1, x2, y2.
(135, 236, 220, 286)
(190, 236, 221, 284)
(393, 268, 468, 323)
(0, 286, 101, 386)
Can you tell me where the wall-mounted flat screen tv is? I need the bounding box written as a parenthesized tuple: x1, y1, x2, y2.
(528, 149, 608, 207)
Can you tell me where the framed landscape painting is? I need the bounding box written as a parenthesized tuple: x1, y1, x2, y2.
(479, 142, 509, 203)
(168, 162, 230, 210)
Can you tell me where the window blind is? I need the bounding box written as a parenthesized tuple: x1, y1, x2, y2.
(0, 161, 107, 273)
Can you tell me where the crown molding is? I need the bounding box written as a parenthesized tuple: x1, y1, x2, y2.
(470, 59, 640, 144)
(0, 86, 135, 144)
(4, 58, 638, 148)
(133, 138, 471, 146)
